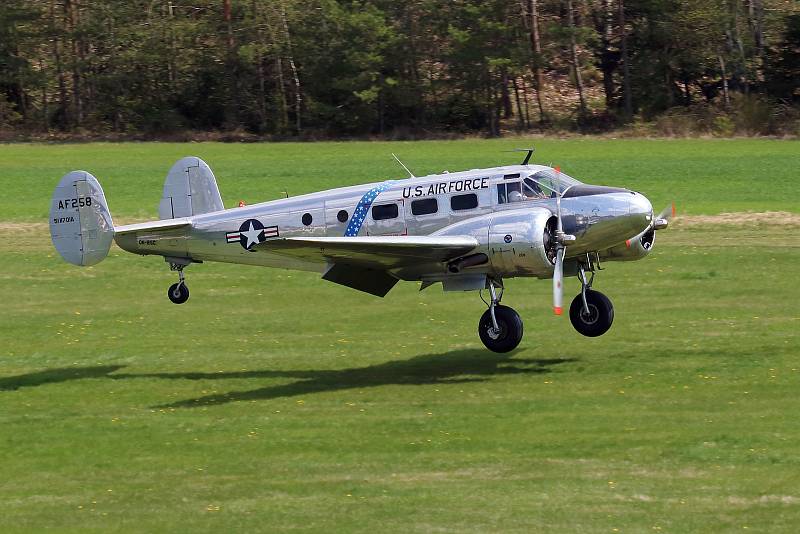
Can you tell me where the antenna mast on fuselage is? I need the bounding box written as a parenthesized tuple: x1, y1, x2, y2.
(391, 153, 416, 178)
(511, 147, 535, 165)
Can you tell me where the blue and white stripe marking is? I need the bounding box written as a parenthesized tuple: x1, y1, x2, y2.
(344, 180, 394, 237)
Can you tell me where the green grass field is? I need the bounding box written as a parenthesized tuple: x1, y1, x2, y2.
(1, 139, 799, 532)
(2, 138, 799, 221)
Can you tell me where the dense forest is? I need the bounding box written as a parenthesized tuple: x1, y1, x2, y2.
(0, 1, 798, 138)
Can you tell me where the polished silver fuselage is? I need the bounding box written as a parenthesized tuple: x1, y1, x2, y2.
(114, 164, 653, 281)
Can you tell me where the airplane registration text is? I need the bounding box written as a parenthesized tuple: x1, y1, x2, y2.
(57, 197, 92, 209)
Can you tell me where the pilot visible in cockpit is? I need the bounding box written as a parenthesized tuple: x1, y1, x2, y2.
(523, 177, 549, 199)
(498, 176, 552, 205)
(508, 189, 525, 202)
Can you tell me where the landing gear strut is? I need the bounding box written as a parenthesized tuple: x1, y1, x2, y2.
(167, 259, 190, 304)
(569, 264, 613, 337)
(478, 280, 523, 353)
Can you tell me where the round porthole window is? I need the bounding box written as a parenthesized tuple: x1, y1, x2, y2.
(302, 213, 313, 226)
(337, 210, 349, 223)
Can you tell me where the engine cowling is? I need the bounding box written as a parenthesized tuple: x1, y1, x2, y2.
(487, 208, 555, 278)
(600, 227, 655, 261)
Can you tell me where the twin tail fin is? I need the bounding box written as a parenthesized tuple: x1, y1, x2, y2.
(49, 156, 223, 267)
(49, 171, 115, 266)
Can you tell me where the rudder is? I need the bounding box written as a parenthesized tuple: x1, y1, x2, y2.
(158, 157, 224, 219)
(49, 171, 115, 266)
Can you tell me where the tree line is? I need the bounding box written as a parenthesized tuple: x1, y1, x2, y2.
(0, 0, 798, 138)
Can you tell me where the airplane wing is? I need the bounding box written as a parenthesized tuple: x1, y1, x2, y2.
(256, 235, 479, 268)
(255, 235, 480, 297)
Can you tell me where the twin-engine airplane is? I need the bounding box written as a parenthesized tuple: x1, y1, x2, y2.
(49, 150, 671, 352)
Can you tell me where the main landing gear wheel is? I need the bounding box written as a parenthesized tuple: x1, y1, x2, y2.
(168, 282, 189, 304)
(569, 289, 613, 337)
(478, 280, 523, 353)
(479, 305, 523, 353)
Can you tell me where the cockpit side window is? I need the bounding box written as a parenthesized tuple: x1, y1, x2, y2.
(497, 181, 523, 204)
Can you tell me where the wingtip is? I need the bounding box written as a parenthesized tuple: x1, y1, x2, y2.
(554, 307, 563, 316)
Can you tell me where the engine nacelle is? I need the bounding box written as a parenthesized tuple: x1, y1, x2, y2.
(433, 207, 555, 280)
(600, 227, 655, 262)
(487, 208, 554, 278)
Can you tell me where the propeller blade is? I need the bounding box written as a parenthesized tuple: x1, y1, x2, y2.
(553, 245, 564, 315)
(657, 202, 675, 221)
(653, 202, 675, 230)
(555, 166, 563, 232)
(552, 165, 566, 315)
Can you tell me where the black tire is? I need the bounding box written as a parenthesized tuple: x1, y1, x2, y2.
(168, 282, 190, 304)
(569, 289, 613, 337)
(478, 305, 523, 353)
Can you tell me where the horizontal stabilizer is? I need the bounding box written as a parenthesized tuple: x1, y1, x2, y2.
(114, 218, 192, 236)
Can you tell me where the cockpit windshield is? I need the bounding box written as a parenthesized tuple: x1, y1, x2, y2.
(526, 169, 581, 197)
(497, 168, 582, 204)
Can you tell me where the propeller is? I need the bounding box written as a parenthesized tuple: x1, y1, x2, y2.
(652, 202, 676, 230)
(553, 239, 565, 315)
(551, 166, 575, 316)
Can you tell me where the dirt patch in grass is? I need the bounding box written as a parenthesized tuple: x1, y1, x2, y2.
(0, 220, 140, 232)
(676, 211, 800, 227)
(0, 222, 48, 232)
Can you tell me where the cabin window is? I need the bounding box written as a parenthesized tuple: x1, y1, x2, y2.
(496, 182, 522, 204)
(301, 213, 313, 226)
(451, 193, 478, 211)
(372, 203, 399, 220)
(411, 198, 438, 216)
(337, 210, 349, 223)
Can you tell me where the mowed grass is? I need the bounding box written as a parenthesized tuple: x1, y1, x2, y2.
(0, 138, 799, 221)
(1, 139, 799, 532)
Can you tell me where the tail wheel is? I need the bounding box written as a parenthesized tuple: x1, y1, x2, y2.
(478, 305, 523, 353)
(168, 282, 190, 304)
(569, 289, 613, 337)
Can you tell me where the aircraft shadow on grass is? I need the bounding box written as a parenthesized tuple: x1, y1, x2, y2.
(0, 351, 576, 408)
(133, 350, 576, 408)
(0, 365, 125, 391)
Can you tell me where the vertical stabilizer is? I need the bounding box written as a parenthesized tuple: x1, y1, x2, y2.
(159, 157, 224, 219)
(49, 171, 115, 266)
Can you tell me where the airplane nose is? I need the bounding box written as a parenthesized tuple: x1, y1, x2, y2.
(630, 191, 652, 215)
(629, 191, 653, 226)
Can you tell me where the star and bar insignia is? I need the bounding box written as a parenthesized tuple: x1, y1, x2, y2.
(226, 219, 279, 250)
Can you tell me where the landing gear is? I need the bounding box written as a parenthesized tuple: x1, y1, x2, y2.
(167, 258, 190, 304)
(569, 265, 613, 337)
(168, 281, 190, 304)
(478, 281, 523, 353)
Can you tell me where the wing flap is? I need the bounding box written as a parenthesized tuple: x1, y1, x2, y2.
(322, 263, 398, 297)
